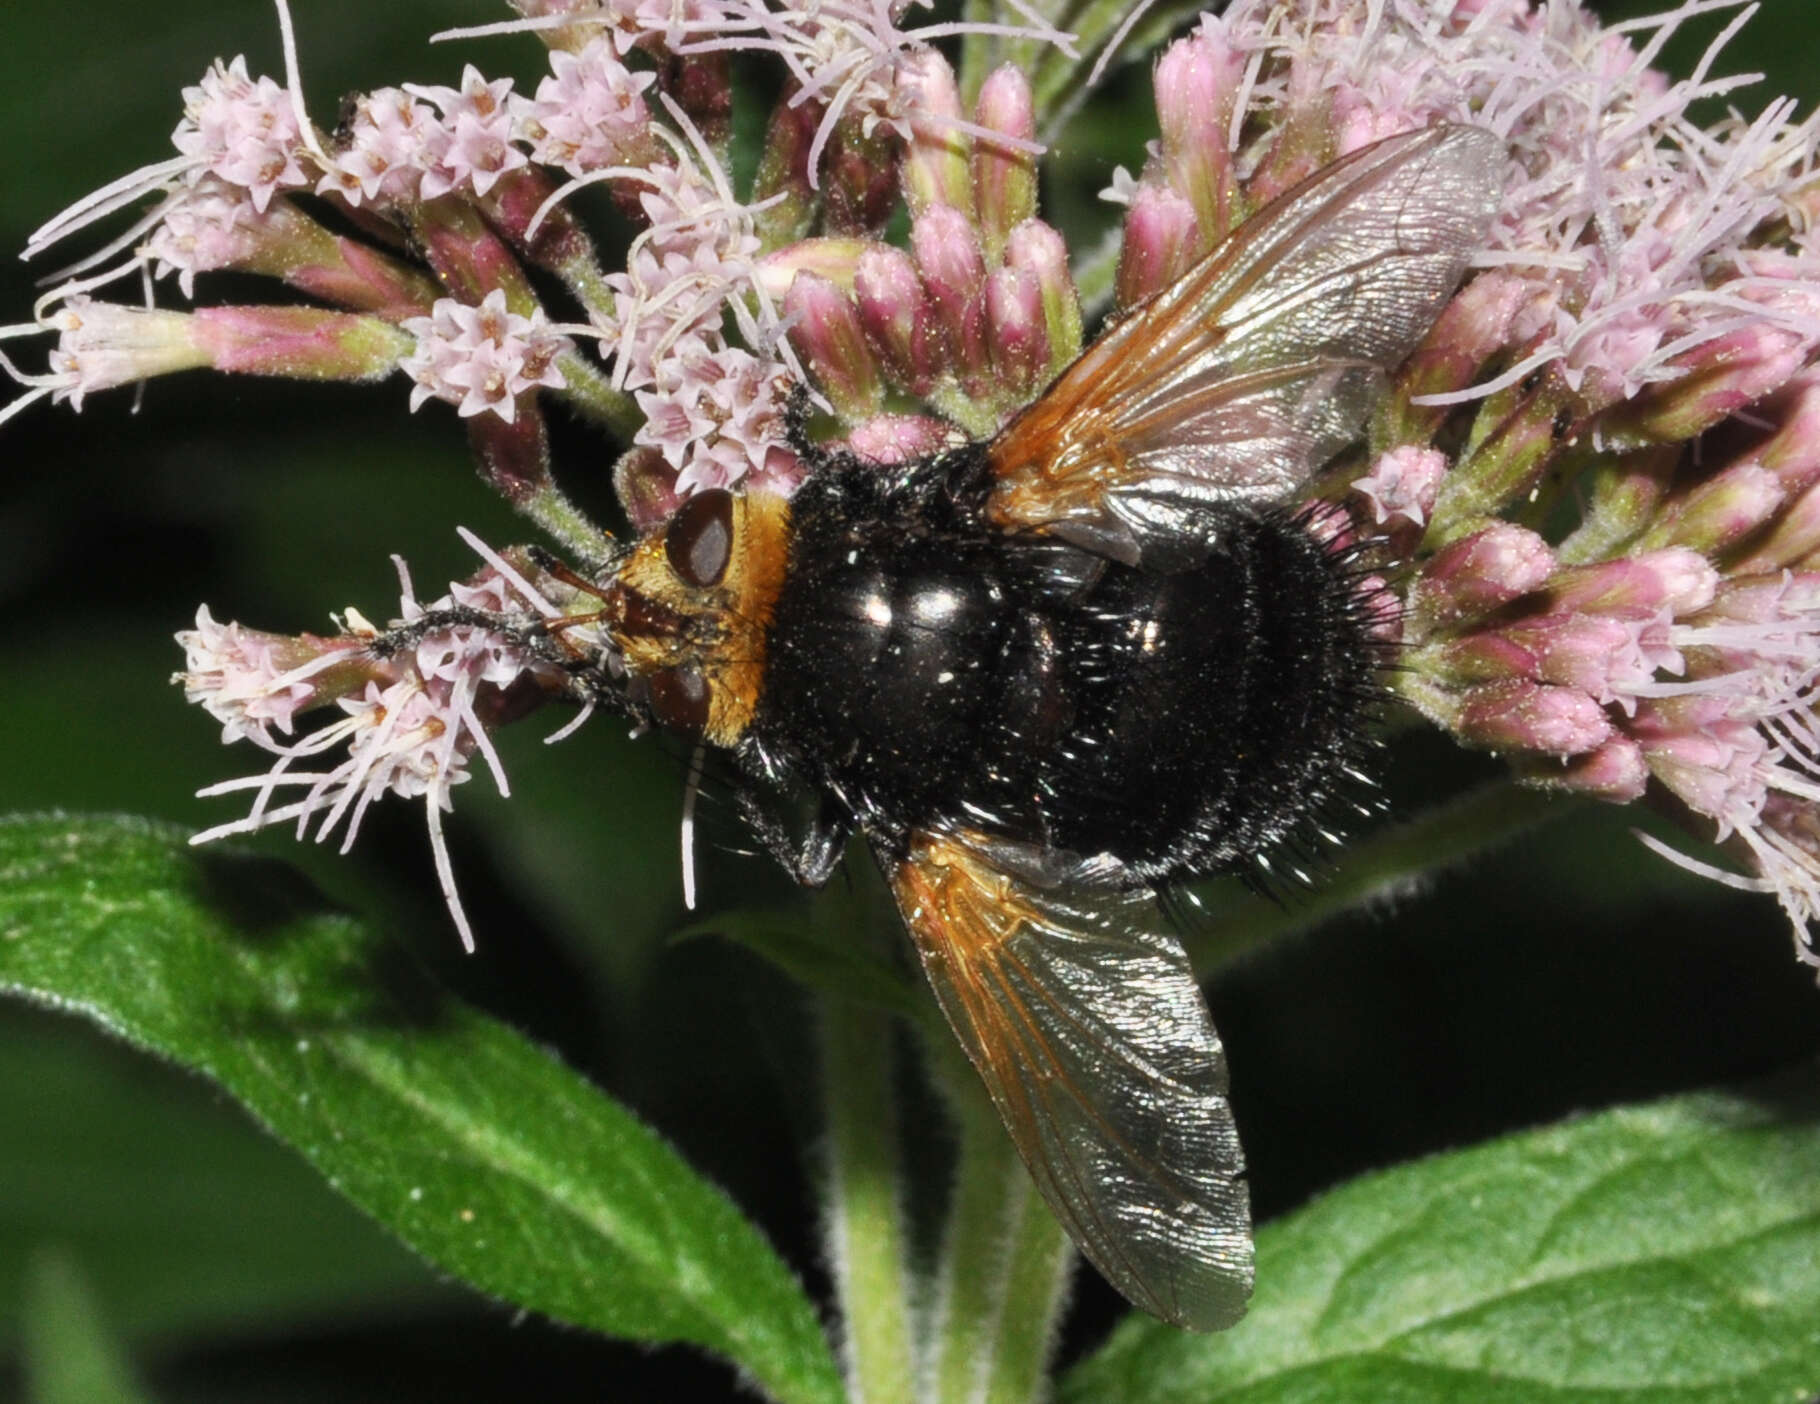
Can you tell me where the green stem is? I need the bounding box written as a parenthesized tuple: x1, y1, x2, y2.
(925, 1042, 1074, 1404)
(821, 999, 917, 1404)
(1187, 781, 1575, 975)
(980, 1177, 1073, 1404)
(518, 481, 615, 563)
(553, 348, 641, 438)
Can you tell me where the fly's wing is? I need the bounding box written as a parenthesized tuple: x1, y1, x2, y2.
(888, 827, 1252, 1331)
(987, 124, 1505, 564)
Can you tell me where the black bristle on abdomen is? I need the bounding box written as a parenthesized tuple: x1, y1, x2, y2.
(749, 449, 1392, 889)
(1038, 502, 1392, 886)
(1217, 504, 1396, 890)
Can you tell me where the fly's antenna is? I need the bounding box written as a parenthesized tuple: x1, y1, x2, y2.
(680, 742, 707, 911)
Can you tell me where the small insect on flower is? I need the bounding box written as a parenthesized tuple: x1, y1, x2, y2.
(413, 123, 1503, 1332)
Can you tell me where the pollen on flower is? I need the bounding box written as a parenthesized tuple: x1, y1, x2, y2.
(400, 290, 569, 423)
(317, 87, 448, 206)
(633, 335, 795, 494)
(172, 55, 311, 212)
(405, 65, 530, 198)
(517, 36, 659, 176)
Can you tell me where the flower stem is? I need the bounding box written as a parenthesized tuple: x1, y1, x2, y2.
(519, 482, 615, 561)
(553, 348, 641, 437)
(977, 1168, 1072, 1404)
(821, 998, 917, 1404)
(924, 1041, 1073, 1404)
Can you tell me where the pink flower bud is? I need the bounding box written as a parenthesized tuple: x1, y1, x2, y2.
(1638, 462, 1786, 555)
(899, 50, 969, 216)
(1004, 219, 1082, 372)
(854, 244, 937, 394)
(1501, 613, 1655, 705)
(1154, 25, 1242, 240)
(198, 304, 416, 382)
(1117, 183, 1198, 308)
(1456, 679, 1613, 757)
(750, 444, 808, 499)
(752, 96, 821, 244)
(1545, 549, 1719, 618)
(972, 66, 1037, 256)
(985, 266, 1047, 395)
(614, 445, 684, 534)
(1752, 368, 1820, 493)
(845, 413, 954, 465)
(1636, 715, 1767, 825)
(1431, 630, 1540, 687)
(1731, 480, 1820, 574)
(1428, 382, 1576, 539)
(16, 299, 413, 416)
(1556, 444, 1678, 562)
(824, 123, 901, 236)
(1531, 737, 1651, 802)
(1698, 571, 1820, 626)
(1399, 273, 1551, 411)
(1613, 322, 1808, 445)
(911, 204, 988, 380)
(756, 238, 873, 300)
(1414, 523, 1557, 630)
(1330, 85, 1423, 155)
(785, 271, 880, 420)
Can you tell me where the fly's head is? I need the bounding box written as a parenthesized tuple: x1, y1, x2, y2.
(601, 487, 791, 747)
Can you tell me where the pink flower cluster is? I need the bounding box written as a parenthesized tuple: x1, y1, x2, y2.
(12, 0, 1820, 965)
(1121, 0, 1820, 959)
(180, 549, 576, 951)
(401, 289, 569, 423)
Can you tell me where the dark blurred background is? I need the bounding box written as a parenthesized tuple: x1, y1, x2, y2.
(2, 1, 1819, 1399)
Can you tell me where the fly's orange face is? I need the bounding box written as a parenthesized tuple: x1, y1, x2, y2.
(604, 487, 791, 748)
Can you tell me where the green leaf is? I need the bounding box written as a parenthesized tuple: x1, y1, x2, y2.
(1063, 1067, 1820, 1403)
(23, 1249, 153, 1404)
(0, 1004, 442, 1349)
(0, 814, 846, 1404)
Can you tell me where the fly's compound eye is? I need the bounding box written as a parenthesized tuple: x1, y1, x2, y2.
(665, 488, 734, 589)
(648, 663, 711, 737)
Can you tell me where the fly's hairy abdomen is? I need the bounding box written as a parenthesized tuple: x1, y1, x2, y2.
(752, 457, 1380, 881)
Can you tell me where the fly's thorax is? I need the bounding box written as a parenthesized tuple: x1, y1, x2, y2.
(603, 488, 791, 748)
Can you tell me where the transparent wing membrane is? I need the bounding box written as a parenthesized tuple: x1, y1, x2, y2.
(890, 829, 1253, 1331)
(987, 125, 1505, 562)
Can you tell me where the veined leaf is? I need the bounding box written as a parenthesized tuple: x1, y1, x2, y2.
(0, 1004, 442, 1348)
(0, 814, 845, 1404)
(1064, 1066, 1820, 1403)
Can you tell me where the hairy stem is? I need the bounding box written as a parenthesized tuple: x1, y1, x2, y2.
(925, 1040, 1073, 1404)
(553, 348, 641, 437)
(821, 999, 918, 1404)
